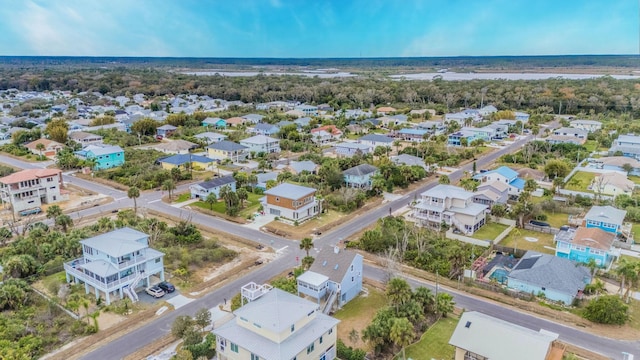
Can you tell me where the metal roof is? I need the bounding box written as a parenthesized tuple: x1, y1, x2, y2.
(421, 184, 474, 201)
(160, 154, 213, 165)
(80, 227, 151, 258)
(584, 205, 626, 226)
(343, 164, 378, 176)
(264, 183, 316, 199)
(358, 134, 394, 143)
(207, 140, 248, 152)
(297, 271, 329, 287)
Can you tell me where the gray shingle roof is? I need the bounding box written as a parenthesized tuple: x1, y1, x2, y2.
(343, 163, 378, 177)
(207, 140, 248, 151)
(308, 247, 361, 284)
(288, 160, 317, 174)
(508, 251, 591, 297)
(584, 205, 627, 225)
(197, 175, 236, 189)
(358, 134, 394, 143)
(264, 183, 316, 199)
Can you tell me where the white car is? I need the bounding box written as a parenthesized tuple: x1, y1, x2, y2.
(145, 286, 165, 298)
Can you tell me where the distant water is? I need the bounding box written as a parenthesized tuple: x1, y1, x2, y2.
(390, 72, 640, 81)
(183, 70, 356, 78)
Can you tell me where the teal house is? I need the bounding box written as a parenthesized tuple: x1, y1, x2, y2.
(583, 205, 627, 234)
(343, 164, 378, 190)
(75, 144, 125, 170)
(554, 227, 616, 268)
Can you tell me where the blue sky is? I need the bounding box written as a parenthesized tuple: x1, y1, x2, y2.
(0, 0, 636, 57)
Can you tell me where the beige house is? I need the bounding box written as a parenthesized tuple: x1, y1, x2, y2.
(0, 168, 66, 213)
(214, 283, 339, 360)
(25, 138, 65, 158)
(412, 184, 488, 235)
(449, 311, 564, 360)
(591, 172, 635, 196)
(69, 131, 103, 146)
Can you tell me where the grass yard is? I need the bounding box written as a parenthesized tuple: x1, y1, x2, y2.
(583, 140, 598, 152)
(543, 211, 570, 228)
(628, 176, 640, 185)
(334, 285, 388, 348)
(564, 171, 596, 192)
(193, 192, 263, 218)
(401, 316, 458, 360)
(472, 222, 509, 241)
(174, 192, 191, 203)
(632, 224, 640, 241)
(499, 229, 556, 254)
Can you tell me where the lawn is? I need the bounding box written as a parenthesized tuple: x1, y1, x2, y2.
(174, 192, 191, 203)
(628, 175, 640, 185)
(632, 224, 640, 241)
(472, 222, 509, 241)
(334, 285, 388, 348)
(193, 192, 263, 218)
(583, 140, 598, 152)
(564, 171, 596, 192)
(401, 316, 458, 360)
(499, 229, 556, 254)
(543, 211, 570, 228)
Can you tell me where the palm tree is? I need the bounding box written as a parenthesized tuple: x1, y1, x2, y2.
(127, 186, 140, 213)
(390, 317, 414, 360)
(299, 237, 314, 257)
(204, 192, 217, 210)
(46, 205, 63, 219)
(162, 179, 176, 200)
(301, 256, 315, 270)
(386, 278, 412, 314)
(438, 175, 450, 185)
(35, 143, 45, 159)
(55, 214, 73, 233)
(237, 187, 248, 209)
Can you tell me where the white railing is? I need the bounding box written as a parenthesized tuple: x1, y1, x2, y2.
(64, 263, 139, 291)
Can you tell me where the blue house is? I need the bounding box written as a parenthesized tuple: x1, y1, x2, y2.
(555, 227, 616, 268)
(474, 166, 526, 197)
(396, 128, 429, 142)
(158, 154, 215, 170)
(343, 164, 378, 190)
(583, 205, 627, 235)
(156, 124, 177, 138)
(252, 123, 280, 136)
(75, 144, 125, 170)
(297, 246, 363, 311)
(189, 175, 237, 199)
(507, 251, 591, 305)
(203, 117, 227, 129)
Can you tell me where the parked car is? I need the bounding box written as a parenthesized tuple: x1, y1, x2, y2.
(254, 260, 264, 266)
(145, 286, 165, 298)
(157, 281, 175, 293)
(19, 207, 42, 216)
(529, 220, 550, 227)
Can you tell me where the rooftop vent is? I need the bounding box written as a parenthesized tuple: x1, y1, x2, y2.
(334, 264, 339, 270)
(465, 321, 472, 328)
(322, 260, 327, 267)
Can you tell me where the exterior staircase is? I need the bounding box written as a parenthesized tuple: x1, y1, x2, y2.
(323, 290, 338, 314)
(450, 216, 472, 236)
(124, 271, 145, 303)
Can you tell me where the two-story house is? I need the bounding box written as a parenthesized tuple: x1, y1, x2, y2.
(251, 123, 280, 136)
(412, 184, 489, 235)
(570, 119, 602, 133)
(297, 246, 363, 312)
(262, 183, 320, 222)
(555, 227, 617, 268)
(449, 311, 562, 360)
(63, 227, 165, 305)
(590, 172, 635, 196)
(545, 127, 588, 145)
(582, 205, 627, 235)
(207, 141, 249, 162)
(609, 134, 640, 159)
(473, 180, 509, 206)
(473, 166, 526, 197)
(342, 164, 378, 190)
(75, 144, 125, 170)
(357, 134, 394, 149)
(0, 168, 65, 213)
(156, 124, 177, 138)
(159, 154, 214, 171)
(190, 175, 237, 199)
(240, 135, 281, 154)
(202, 117, 227, 129)
(334, 142, 371, 157)
(194, 131, 227, 144)
(448, 127, 494, 146)
(294, 104, 319, 116)
(69, 131, 104, 146)
(395, 128, 429, 142)
(214, 282, 339, 360)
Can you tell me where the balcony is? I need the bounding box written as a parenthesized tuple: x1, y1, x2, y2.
(64, 261, 139, 291)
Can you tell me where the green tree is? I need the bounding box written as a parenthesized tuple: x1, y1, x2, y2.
(131, 118, 159, 136)
(3, 254, 39, 278)
(127, 186, 140, 214)
(236, 187, 248, 208)
(162, 179, 176, 200)
(438, 175, 450, 184)
(172, 315, 194, 339)
(55, 214, 73, 233)
(390, 317, 414, 360)
(45, 118, 69, 143)
(0, 278, 30, 310)
(544, 159, 570, 179)
(583, 295, 628, 325)
(35, 142, 45, 158)
(46, 205, 63, 219)
(194, 308, 212, 332)
(386, 278, 412, 314)
(301, 256, 315, 270)
(299, 237, 314, 257)
(435, 292, 455, 319)
(413, 286, 435, 315)
(204, 192, 217, 210)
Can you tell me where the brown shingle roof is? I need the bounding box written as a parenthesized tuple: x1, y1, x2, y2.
(572, 227, 615, 251)
(0, 168, 61, 184)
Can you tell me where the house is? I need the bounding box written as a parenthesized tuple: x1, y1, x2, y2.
(474, 181, 509, 206)
(317, 104, 334, 112)
(311, 125, 342, 140)
(310, 130, 333, 145)
(473, 166, 526, 197)
(239, 135, 281, 154)
(0, 169, 65, 213)
(357, 134, 394, 149)
(154, 139, 198, 154)
(555, 227, 617, 268)
(203, 117, 227, 129)
(287, 160, 318, 175)
(376, 106, 396, 114)
(598, 156, 640, 176)
(582, 205, 627, 235)
(194, 131, 227, 144)
(262, 183, 320, 222)
(226, 117, 246, 127)
(251, 123, 280, 136)
(75, 144, 125, 170)
(591, 172, 634, 196)
(189, 175, 237, 199)
(156, 124, 177, 138)
(207, 141, 249, 162)
(507, 251, 591, 304)
(295, 104, 318, 116)
(390, 154, 428, 169)
(412, 184, 489, 235)
(255, 171, 278, 190)
(69, 131, 103, 146)
(416, 120, 446, 135)
(213, 283, 339, 360)
(159, 154, 214, 170)
(334, 142, 372, 157)
(343, 164, 378, 189)
(478, 105, 498, 116)
(294, 117, 312, 128)
(298, 246, 363, 310)
(346, 124, 367, 134)
(25, 138, 65, 157)
(444, 109, 482, 124)
(570, 119, 602, 133)
(545, 127, 588, 145)
(242, 114, 264, 124)
(515, 111, 530, 122)
(379, 115, 408, 128)
(449, 311, 562, 360)
(63, 227, 165, 305)
(395, 128, 429, 142)
(448, 127, 493, 146)
(609, 134, 640, 159)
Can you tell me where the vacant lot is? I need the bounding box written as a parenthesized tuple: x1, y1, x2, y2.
(193, 192, 262, 218)
(564, 171, 595, 192)
(333, 285, 387, 348)
(402, 316, 458, 360)
(500, 229, 555, 254)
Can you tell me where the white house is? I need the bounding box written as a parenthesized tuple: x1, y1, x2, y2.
(570, 119, 602, 133)
(591, 172, 635, 196)
(63, 227, 165, 305)
(0, 168, 66, 214)
(239, 135, 281, 154)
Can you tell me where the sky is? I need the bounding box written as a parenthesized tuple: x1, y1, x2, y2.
(0, 0, 637, 58)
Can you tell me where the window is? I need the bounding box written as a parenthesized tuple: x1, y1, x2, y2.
(291, 324, 295, 332)
(307, 343, 315, 354)
(319, 336, 323, 344)
(231, 343, 238, 353)
(155, 258, 161, 263)
(253, 323, 261, 328)
(328, 327, 333, 334)
(275, 197, 280, 202)
(251, 354, 260, 360)
(351, 264, 354, 271)
(352, 277, 354, 282)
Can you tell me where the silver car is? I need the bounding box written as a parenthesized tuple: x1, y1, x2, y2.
(145, 286, 165, 298)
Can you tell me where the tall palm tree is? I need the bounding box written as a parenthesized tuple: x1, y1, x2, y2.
(127, 186, 140, 213)
(386, 278, 412, 314)
(390, 317, 414, 360)
(55, 214, 73, 233)
(35, 143, 45, 159)
(162, 179, 176, 200)
(299, 237, 314, 257)
(204, 192, 217, 210)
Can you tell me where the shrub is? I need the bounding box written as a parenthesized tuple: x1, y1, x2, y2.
(583, 295, 628, 325)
